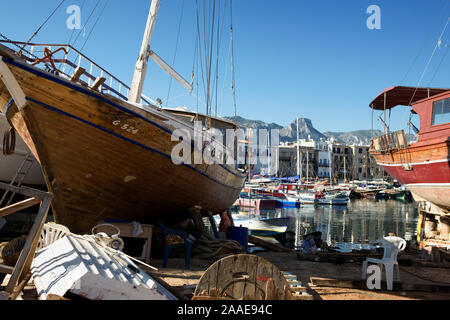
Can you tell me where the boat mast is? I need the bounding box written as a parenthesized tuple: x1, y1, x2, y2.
(344, 155, 346, 183)
(275, 146, 278, 177)
(296, 117, 301, 182)
(328, 143, 332, 185)
(306, 150, 309, 182)
(129, 0, 161, 104)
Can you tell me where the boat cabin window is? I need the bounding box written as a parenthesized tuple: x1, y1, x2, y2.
(432, 97, 450, 125)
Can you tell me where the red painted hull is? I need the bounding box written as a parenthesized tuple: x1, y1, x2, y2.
(379, 161, 450, 210)
(379, 160, 450, 185)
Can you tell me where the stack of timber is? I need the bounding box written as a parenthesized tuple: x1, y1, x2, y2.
(297, 250, 450, 268)
(310, 277, 450, 293)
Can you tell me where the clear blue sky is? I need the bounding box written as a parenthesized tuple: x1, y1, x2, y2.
(0, 0, 449, 133)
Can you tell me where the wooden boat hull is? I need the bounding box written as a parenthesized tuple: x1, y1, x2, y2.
(371, 142, 450, 211)
(0, 57, 246, 233)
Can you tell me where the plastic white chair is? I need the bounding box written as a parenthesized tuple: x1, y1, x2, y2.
(37, 222, 70, 250)
(361, 236, 406, 290)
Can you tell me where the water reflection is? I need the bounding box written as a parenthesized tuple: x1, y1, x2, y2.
(252, 199, 418, 250)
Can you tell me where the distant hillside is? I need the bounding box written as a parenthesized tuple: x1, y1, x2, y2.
(224, 116, 327, 143)
(323, 130, 416, 145)
(223, 116, 283, 131)
(323, 130, 382, 145)
(222, 116, 414, 145)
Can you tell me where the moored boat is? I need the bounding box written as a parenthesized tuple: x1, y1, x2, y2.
(369, 86, 450, 212)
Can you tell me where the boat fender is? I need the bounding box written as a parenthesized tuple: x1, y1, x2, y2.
(2, 127, 15, 155)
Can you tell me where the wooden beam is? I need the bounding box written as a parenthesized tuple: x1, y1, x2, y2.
(5, 195, 52, 295)
(0, 182, 49, 200)
(0, 264, 14, 274)
(0, 58, 26, 109)
(91, 76, 106, 91)
(70, 66, 85, 82)
(0, 197, 41, 218)
(8, 273, 31, 300)
(248, 235, 293, 253)
(310, 277, 450, 293)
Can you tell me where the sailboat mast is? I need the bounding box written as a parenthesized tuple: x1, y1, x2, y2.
(296, 117, 300, 182)
(129, 0, 161, 103)
(344, 156, 346, 182)
(328, 143, 332, 184)
(306, 150, 309, 182)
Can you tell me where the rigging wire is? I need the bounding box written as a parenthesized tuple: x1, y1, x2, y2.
(80, 0, 110, 51)
(400, 0, 449, 85)
(67, 0, 87, 45)
(407, 15, 450, 106)
(428, 42, 449, 86)
(70, 0, 102, 48)
(230, 0, 238, 117)
(19, 0, 67, 54)
(165, 0, 186, 108)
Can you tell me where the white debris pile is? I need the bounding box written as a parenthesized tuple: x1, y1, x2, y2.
(31, 233, 177, 300)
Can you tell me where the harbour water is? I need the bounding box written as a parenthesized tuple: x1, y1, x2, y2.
(236, 199, 419, 251)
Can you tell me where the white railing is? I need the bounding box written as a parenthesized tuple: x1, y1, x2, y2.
(0, 40, 150, 105)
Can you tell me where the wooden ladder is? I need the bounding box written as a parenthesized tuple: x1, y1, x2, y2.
(0, 152, 35, 207)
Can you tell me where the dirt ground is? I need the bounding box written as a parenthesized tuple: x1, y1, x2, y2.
(146, 251, 450, 300)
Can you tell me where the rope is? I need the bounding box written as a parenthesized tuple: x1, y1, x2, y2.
(165, 0, 186, 108)
(19, 0, 67, 54)
(191, 234, 242, 259)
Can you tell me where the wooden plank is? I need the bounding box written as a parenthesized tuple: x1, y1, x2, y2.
(248, 235, 293, 253)
(231, 253, 249, 299)
(0, 197, 41, 218)
(243, 254, 258, 299)
(0, 182, 48, 200)
(0, 264, 14, 274)
(91, 76, 106, 91)
(216, 255, 235, 298)
(8, 273, 31, 300)
(256, 257, 274, 300)
(70, 66, 85, 82)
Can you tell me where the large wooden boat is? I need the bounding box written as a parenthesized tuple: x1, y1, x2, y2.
(0, 2, 246, 233)
(368, 86, 450, 213)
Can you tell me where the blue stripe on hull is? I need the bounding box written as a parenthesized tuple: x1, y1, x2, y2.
(25, 96, 243, 191)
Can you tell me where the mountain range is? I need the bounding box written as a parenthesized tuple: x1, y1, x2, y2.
(223, 116, 412, 145)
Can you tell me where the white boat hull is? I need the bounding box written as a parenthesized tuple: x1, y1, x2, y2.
(0, 114, 45, 185)
(31, 235, 177, 300)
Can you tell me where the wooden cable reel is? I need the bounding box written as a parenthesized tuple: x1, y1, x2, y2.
(193, 254, 298, 300)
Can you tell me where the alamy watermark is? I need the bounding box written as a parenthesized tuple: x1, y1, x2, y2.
(66, 5, 81, 30)
(366, 5, 381, 30)
(170, 121, 280, 171)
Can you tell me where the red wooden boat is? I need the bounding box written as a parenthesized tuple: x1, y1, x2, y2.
(369, 86, 450, 213)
